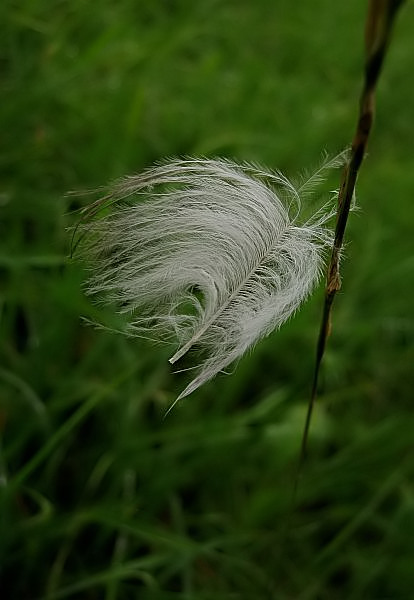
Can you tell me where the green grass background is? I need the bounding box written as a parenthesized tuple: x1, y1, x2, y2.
(1, 1, 414, 598)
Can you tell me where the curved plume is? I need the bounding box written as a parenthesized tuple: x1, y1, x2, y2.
(76, 157, 341, 401)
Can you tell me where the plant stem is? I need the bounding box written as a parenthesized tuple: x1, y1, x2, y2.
(298, 0, 405, 482)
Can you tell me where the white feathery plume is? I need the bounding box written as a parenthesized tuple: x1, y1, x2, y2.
(77, 156, 343, 402)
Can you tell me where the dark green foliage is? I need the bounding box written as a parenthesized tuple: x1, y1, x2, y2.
(1, 1, 413, 598)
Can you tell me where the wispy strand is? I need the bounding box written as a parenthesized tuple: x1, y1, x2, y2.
(76, 157, 342, 401)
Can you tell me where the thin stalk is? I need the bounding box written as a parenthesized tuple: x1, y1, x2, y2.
(296, 0, 405, 489)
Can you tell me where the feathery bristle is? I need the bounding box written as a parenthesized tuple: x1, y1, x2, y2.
(76, 157, 340, 401)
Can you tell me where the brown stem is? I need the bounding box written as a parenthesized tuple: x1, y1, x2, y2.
(295, 0, 405, 492)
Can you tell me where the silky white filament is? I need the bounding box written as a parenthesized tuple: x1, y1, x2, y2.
(77, 156, 343, 401)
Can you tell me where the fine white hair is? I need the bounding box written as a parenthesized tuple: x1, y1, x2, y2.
(77, 155, 344, 402)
